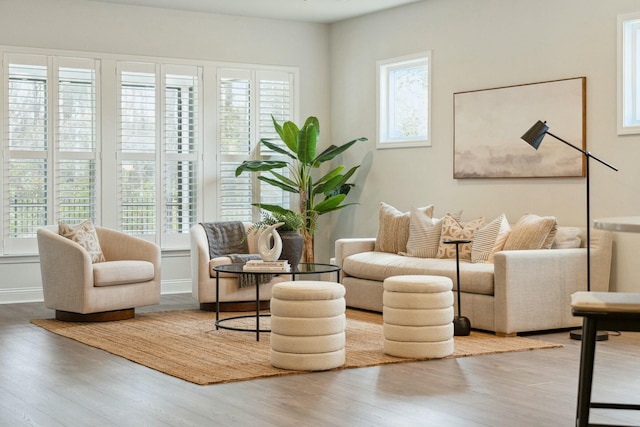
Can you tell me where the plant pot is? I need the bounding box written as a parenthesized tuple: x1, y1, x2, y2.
(278, 231, 304, 268)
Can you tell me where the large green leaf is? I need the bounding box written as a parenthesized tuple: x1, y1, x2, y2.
(269, 170, 298, 188)
(303, 116, 319, 132)
(313, 137, 367, 165)
(314, 166, 344, 186)
(257, 176, 297, 193)
(297, 122, 318, 165)
(251, 203, 293, 216)
(260, 138, 295, 159)
(235, 160, 287, 176)
(312, 193, 346, 214)
(281, 121, 299, 153)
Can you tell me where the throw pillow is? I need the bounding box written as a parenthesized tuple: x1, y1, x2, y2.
(374, 202, 434, 254)
(403, 209, 463, 258)
(58, 219, 106, 263)
(471, 213, 511, 263)
(552, 226, 582, 249)
(502, 213, 558, 251)
(436, 214, 485, 260)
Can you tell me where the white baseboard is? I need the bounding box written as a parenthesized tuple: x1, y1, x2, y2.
(0, 279, 192, 305)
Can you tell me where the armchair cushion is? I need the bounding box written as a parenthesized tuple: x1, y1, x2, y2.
(93, 260, 155, 287)
(58, 219, 105, 263)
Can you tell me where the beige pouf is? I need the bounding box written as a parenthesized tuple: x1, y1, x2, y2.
(270, 281, 346, 371)
(383, 275, 454, 358)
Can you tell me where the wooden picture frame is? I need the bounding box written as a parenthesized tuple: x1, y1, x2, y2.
(453, 77, 586, 178)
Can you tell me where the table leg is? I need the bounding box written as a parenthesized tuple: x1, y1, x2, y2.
(215, 272, 220, 330)
(255, 274, 260, 341)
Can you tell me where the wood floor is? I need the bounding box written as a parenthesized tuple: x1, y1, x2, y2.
(1, 293, 639, 426)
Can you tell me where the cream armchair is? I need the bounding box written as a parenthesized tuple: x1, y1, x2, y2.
(37, 225, 161, 321)
(190, 222, 289, 311)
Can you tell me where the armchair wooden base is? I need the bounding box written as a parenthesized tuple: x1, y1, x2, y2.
(55, 308, 135, 322)
(200, 301, 270, 312)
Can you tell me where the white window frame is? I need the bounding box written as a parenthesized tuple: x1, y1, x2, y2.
(0, 45, 299, 256)
(377, 51, 431, 149)
(618, 12, 640, 134)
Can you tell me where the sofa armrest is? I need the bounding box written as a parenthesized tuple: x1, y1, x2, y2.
(493, 248, 601, 335)
(335, 238, 376, 277)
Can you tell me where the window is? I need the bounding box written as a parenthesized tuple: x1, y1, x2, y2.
(377, 52, 431, 149)
(217, 69, 294, 222)
(619, 13, 640, 134)
(4, 54, 98, 254)
(0, 47, 298, 256)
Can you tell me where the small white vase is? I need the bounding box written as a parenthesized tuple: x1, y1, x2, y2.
(257, 222, 284, 261)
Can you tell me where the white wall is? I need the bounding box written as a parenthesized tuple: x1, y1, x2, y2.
(327, 0, 640, 292)
(0, 0, 330, 303)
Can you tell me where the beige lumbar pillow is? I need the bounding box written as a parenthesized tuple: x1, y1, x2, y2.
(471, 213, 511, 263)
(375, 202, 434, 254)
(59, 219, 106, 263)
(503, 213, 558, 251)
(436, 214, 485, 260)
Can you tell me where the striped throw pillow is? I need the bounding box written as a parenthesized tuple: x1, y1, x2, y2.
(374, 202, 435, 254)
(471, 213, 511, 263)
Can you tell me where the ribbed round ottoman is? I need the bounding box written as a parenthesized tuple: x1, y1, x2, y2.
(270, 281, 346, 371)
(383, 275, 454, 358)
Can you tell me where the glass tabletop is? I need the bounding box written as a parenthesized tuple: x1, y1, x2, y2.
(213, 262, 341, 275)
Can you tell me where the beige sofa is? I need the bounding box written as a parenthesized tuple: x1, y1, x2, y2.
(335, 227, 613, 336)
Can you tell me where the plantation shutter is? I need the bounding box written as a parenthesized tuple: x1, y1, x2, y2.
(217, 69, 294, 221)
(162, 65, 201, 248)
(118, 62, 158, 237)
(3, 54, 98, 254)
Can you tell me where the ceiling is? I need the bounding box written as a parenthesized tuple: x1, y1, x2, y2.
(88, 0, 422, 24)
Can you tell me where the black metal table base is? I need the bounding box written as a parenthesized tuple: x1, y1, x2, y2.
(215, 313, 271, 334)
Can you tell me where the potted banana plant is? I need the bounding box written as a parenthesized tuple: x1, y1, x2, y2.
(236, 116, 367, 263)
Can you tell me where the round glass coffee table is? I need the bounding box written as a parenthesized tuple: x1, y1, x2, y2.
(213, 262, 341, 341)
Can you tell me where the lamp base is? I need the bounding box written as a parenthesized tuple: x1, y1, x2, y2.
(453, 316, 471, 336)
(569, 328, 609, 341)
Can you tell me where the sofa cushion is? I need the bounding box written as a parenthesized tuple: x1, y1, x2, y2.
(471, 213, 511, 263)
(93, 260, 155, 287)
(374, 202, 434, 254)
(343, 251, 495, 295)
(503, 213, 558, 250)
(436, 214, 485, 259)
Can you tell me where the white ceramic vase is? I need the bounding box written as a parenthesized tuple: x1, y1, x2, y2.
(257, 222, 284, 261)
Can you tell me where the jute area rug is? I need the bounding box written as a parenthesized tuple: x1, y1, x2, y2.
(31, 309, 562, 386)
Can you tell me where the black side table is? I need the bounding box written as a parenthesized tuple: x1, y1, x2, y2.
(443, 239, 471, 336)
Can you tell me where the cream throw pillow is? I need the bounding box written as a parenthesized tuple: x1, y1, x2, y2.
(59, 219, 106, 263)
(503, 213, 558, 250)
(471, 213, 511, 263)
(436, 214, 485, 260)
(404, 209, 462, 258)
(374, 202, 435, 254)
(552, 226, 582, 249)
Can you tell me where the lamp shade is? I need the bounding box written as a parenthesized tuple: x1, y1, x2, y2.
(521, 120, 549, 150)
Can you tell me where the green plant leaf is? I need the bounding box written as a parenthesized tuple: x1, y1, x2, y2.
(313, 137, 367, 165)
(312, 193, 346, 213)
(269, 170, 298, 188)
(314, 166, 344, 186)
(297, 122, 318, 165)
(257, 176, 298, 193)
(281, 120, 299, 152)
(235, 160, 288, 176)
(260, 138, 295, 159)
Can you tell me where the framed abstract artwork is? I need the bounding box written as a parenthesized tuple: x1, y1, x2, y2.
(453, 77, 586, 178)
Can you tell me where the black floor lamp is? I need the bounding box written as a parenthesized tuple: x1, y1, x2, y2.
(521, 120, 618, 341)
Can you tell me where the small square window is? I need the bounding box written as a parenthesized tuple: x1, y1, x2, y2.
(377, 52, 431, 149)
